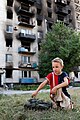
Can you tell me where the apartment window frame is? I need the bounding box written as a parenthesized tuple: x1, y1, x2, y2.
(6, 25, 13, 33)
(6, 54, 13, 62)
(21, 29, 32, 35)
(22, 71, 31, 78)
(21, 56, 30, 64)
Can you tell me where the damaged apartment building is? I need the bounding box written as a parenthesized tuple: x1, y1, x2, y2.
(0, 0, 80, 86)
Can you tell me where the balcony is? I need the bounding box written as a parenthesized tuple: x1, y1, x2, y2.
(55, 0, 67, 6)
(18, 15, 35, 28)
(18, 47, 36, 55)
(17, 32, 36, 42)
(17, 5, 35, 17)
(18, 61, 38, 69)
(18, 21, 35, 28)
(56, 6, 68, 15)
(64, 18, 69, 25)
(17, 0, 36, 4)
(6, 62, 13, 68)
(46, 17, 54, 23)
(27, 0, 36, 4)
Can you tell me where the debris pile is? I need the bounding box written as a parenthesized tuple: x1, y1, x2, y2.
(24, 98, 53, 110)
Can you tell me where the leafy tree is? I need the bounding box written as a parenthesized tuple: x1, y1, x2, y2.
(39, 22, 80, 77)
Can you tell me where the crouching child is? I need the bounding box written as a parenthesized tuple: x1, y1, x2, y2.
(32, 57, 73, 109)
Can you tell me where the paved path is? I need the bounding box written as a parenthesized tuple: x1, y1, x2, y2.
(0, 87, 80, 95)
(0, 89, 50, 95)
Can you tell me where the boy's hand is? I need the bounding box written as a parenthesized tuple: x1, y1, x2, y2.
(51, 86, 57, 94)
(32, 90, 38, 98)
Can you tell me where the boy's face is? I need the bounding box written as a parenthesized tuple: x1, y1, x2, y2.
(52, 61, 63, 75)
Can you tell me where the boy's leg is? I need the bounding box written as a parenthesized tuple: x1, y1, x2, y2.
(50, 88, 63, 108)
(60, 92, 72, 109)
(50, 94, 57, 108)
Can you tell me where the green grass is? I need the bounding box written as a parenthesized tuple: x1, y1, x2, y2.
(13, 84, 50, 91)
(0, 88, 80, 120)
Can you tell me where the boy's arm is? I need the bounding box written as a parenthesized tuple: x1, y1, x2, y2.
(51, 77, 68, 94)
(32, 79, 48, 97)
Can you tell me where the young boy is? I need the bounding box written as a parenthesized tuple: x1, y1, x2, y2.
(32, 57, 72, 109)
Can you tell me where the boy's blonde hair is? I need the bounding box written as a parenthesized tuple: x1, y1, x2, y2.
(52, 57, 64, 66)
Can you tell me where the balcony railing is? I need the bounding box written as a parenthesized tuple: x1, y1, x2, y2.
(18, 15, 35, 28)
(18, 21, 35, 28)
(17, 6, 35, 17)
(18, 47, 36, 55)
(17, 33, 36, 42)
(18, 61, 37, 69)
(56, 6, 68, 15)
(55, 0, 67, 6)
(17, 0, 36, 4)
(64, 18, 69, 25)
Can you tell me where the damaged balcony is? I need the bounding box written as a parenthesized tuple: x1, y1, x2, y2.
(63, 17, 69, 25)
(56, 6, 68, 15)
(18, 15, 35, 28)
(18, 47, 36, 55)
(17, 0, 36, 5)
(17, 3, 35, 17)
(17, 32, 36, 42)
(55, 0, 67, 6)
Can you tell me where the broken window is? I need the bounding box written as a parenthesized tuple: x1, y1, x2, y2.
(37, 8, 41, 15)
(7, 10, 13, 19)
(47, 1, 51, 8)
(7, 0, 13, 7)
(6, 38, 13, 47)
(21, 42, 30, 51)
(37, 20, 42, 26)
(48, 12, 52, 18)
(6, 69, 12, 78)
(47, 22, 52, 31)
